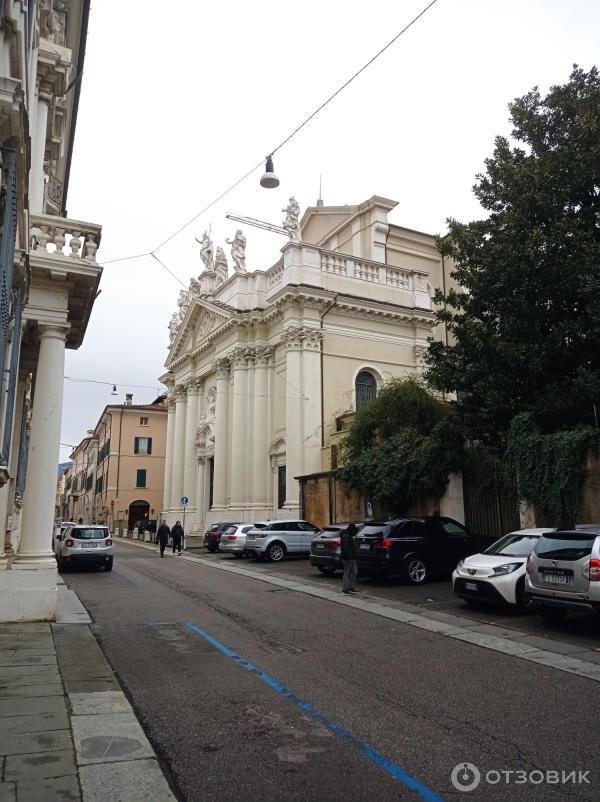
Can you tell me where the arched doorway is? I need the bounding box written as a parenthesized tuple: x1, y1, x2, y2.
(128, 500, 150, 531)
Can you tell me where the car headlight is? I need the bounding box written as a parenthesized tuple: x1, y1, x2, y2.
(456, 559, 464, 571)
(490, 562, 522, 576)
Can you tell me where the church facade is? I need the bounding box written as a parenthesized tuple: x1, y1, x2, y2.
(161, 195, 454, 542)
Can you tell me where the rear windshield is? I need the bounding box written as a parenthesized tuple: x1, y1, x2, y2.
(223, 526, 238, 534)
(320, 528, 343, 537)
(72, 528, 109, 540)
(534, 534, 595, 561)
(359, 524, 392, 537)
(485, 534, 540, 557)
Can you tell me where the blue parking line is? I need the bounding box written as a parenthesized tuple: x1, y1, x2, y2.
(186, 621, 445, 802)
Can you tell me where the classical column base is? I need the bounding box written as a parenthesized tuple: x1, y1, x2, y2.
(0, 561, 58, 622)
(12, 551, 56, 567)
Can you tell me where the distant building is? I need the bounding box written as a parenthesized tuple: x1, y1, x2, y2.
(0, 1, 103, 622)
(160, 195, 457, 543)
(63, 395, 167, 532)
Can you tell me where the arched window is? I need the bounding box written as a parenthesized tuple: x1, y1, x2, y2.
(355, 371, 377, 409)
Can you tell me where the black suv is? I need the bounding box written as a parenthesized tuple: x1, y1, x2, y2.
(354, 517, 492, 584)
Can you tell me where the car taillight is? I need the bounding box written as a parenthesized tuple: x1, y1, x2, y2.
(65, 539, 74, 547)
(226, 535, 237, 540)
(589, 559, 600, 581)
(526, 554, 532, 574)
(375, 539, 393, 549)
(106, 539, 112, 546)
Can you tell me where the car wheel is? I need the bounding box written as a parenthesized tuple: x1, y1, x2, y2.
(105, 558, 113, 572)
(317, 565, 336, 576)
(539, 606, 567, 622)
(404, 556, 428, 585)
(267, 542, 286, 562)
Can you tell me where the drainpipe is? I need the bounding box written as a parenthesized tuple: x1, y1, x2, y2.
(320, 295, 338, 448)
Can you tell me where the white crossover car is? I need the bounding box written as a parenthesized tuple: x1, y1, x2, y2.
(452, 528, 552, 608)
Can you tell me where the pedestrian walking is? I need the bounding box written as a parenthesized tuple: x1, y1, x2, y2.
(340, 523, 359, 594)
(157, 521, 170, 558)
(171, 521, 184, 556)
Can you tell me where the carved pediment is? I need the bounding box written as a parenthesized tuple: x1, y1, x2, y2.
(166, 299, 231, 366)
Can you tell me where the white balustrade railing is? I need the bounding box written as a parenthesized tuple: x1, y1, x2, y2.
(319, 249, 418, 289)
(268, 261, 284, 288)
(30, 213, 102, 263)
(386, 266, 411, 289)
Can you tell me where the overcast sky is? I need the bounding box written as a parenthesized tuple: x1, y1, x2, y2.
(59, 0, 600, 461)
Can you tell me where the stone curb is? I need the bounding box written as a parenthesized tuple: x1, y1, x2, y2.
(116, 535, 600, 685)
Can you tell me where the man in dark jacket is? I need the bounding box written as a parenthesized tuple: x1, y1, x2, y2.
(157, 521, 170, 558)
(171, 521, 184, 556)
(340, 523, 358, 594)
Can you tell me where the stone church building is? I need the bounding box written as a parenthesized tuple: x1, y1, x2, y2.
(161, 195, 454, 543)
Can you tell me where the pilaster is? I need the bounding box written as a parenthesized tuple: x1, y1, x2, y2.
(212, 358, 230, 508)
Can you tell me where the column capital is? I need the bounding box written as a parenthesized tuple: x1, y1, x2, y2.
(302, 327, 323, 352)
(174, 383, 187, 399)
(215, 358, 230, 379)
(281, 325, 304, 351)
(231, 347, 249, 370)
(165, 395, 176, 410)
(184, 377, 203, 395)
(255, 346, 272, 368)
(38, 322, 70, 341)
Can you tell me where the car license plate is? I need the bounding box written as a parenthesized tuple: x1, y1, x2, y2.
(542, 572, 571, 585)
(315, 543, 326, 549)
(465, 582, 477, 591)
(359, 543, 370, 551)
(82, 542, 98, 549)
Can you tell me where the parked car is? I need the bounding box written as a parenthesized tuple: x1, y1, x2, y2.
(453, 528, 551, 608)
(53, 521, 75, 550)
(245, 520, 320, 562)
(55, 524, 113, 572)
(354, 517, 492, 584)
(219, 523, 268, 557)
(525, 527, 600, 620)
(309, 523, 363, 575)
(204, 522, 242, 552)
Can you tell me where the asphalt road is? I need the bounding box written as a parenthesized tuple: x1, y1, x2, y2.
(190, 549, 600, 651)
(65, 541, 600, 802)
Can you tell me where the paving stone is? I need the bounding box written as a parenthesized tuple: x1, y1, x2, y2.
(15, 775, 80, 802)
(566, 649, 600, 665)
(4, 750, 76, 781)
(0, 782, 16, 802)
(0, 683, 63, 699)
(515, 635, 591, 655)
(79, 759, 175, 802)
(467, 623, 530, 639)
(0, 625, 50, 635)
(0, 729, 71, 757)
(68, 692, 130, 716)
(0, 711, 69, 737)
(0, 696, 67, 718)
(71, 713, 154, 765)
(0, 654, 57, 667)
(0, 665, 54, 679)
(64, 680, 119, 694)
(0, 671, 61, 688)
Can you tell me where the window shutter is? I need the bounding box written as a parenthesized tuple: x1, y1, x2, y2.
(1, 288, 23, 465)
(134, 437, 139, 454)
(147, 437, 152, 455)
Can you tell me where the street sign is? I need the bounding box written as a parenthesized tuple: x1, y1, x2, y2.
(181, 496, 189, 506)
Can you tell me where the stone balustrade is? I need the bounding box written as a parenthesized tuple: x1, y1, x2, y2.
(268, 260, 284, 288)
(30, 213, 102, 263)
(319, 248, 419, 289)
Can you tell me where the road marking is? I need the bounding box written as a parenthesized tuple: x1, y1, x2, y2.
(185, 621, 445, 802)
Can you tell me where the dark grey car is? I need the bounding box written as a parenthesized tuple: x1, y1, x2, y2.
(309, 523, 362, 575)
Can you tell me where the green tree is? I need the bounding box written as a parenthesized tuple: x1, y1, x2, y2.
(427, 66, 600, 444)
(338, 378, 464, 511)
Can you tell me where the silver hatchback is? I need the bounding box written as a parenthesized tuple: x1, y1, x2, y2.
(525, 528, 600, 620)
(55, 525, 113, 572)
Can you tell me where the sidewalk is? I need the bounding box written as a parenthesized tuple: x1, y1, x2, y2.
(0, 580, 176, 801)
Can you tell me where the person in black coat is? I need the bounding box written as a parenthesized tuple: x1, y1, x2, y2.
(157, 521, 170, 558)
(171, 521, 184, 556)
(340, 523, 358, 594)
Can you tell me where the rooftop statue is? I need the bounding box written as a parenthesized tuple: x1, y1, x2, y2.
(226, 230, 247, 273)
(195, 230, 214, 272)
(215, 246, 229, 285)
(282, 196, 301, 242)
(168, 312, 179, 344)
(177, 288, 190, 322)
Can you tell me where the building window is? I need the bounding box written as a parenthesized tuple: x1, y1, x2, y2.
(140, 416, 148, 426)
(277, 465, 286, 509)
(95, 476, 103, 494)
(136, 469, 147, 488)
(134, 437, 152, 455)
(355, 371, 377, 409)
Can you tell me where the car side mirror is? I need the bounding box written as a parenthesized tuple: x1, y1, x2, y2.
(56, 534, 63, 541)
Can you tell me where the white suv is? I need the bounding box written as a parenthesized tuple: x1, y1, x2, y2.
(55, 524, 113, 572)
(244, 520, 319, 562)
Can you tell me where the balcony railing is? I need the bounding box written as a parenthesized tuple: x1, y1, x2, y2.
(30, 213, 101, 263)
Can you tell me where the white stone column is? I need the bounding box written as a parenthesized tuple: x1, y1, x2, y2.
(251, 347, 270, 506)
(182, 379, 201, 511)
(30, 90, 50, 215)
(195, 457, 206, 529)
(212, 359, 230, 508)
(162, 394, 176, 512)
(170, 384, 187, 508)
(17, 324, 68, 565)
(284, 328, 303, 509)
(229, 349, 249, 507)
(302, 329, 323, 476)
